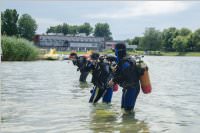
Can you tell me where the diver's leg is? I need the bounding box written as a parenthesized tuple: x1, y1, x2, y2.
(123, 87, 140, 112)
(102, 87, 113, 103)
(121, 88, 126, 109)
(89, 87, 96, 103)
(83, 72, 89, 81)
(90, 87, 106, 103)
(79, 71, 88, 82)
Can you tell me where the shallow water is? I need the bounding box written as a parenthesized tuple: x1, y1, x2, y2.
(1, 56, 200, 133)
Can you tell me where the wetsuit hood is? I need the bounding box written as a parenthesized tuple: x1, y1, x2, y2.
(90, 52, 100, 60)
(115, 43, 126, 63)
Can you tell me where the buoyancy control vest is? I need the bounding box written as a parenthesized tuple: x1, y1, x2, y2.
(91, 61, 113, 90)
(119, 56, 152, 93)
(74, 56, 88, 72)
(115, 56, 141, 88)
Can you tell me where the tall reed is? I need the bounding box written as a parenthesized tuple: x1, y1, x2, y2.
(1, 36, 39, 61)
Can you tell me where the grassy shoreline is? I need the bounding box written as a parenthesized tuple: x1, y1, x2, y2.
(128, 51, 200, 56)
(159, 52, 200, 56)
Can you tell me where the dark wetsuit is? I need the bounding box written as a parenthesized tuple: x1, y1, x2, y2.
(72, 56, 89, 82)
(113, 57, 141, 111)
(86, 60, 113, 104)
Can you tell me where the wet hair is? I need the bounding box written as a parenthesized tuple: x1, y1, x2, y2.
(98, 55, 105, 62)
(90, 52, 100, 60)
(115, 43, 126, 58)
(70, 52, 77, 57)
(106, 55, 116, 62)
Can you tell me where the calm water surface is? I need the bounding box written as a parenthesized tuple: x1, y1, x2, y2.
(1, 56, 200, 133)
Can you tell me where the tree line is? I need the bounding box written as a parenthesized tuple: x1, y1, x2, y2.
(46, 22, 112, 40)
(1, 9, 113, 41)
(2, 9, 200, 52)
(127, 27, 200, 52)
(1, 9, 37, 40)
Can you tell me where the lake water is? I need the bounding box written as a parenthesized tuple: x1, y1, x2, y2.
(1, 56, 200, 133)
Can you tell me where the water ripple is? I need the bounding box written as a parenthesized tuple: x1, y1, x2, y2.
(1, 57, 200, 133)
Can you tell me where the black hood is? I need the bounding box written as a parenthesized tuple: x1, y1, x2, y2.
(115, 43, 126, 62)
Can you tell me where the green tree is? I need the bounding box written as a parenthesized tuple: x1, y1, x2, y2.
(126, 37, 141, 46)
(172, 36, 189, 52)
(18, 14, 37, 40)
(126, 39, 133, 45)
(55, 25, 63, 33)
(192, 28, 200, 51)
(178, 28, 192, 36)
(46, 25, 64, 34)
(62, 23, 69, 35)
(1, 9, 19, 36)
(161, 27, 178, 51)
(139, 27, 161, 51)
(185, 33, 194, 51)
(174, 28, 192, 52)
(46, 26, 56, 34)
(138, 37, 144, 50)
(78, 22, 93, 36)
(94, 23, 112, 40)
(132, 37, 141, 46)
(69, 25, 78, 35)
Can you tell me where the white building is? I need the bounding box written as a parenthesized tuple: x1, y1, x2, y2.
(34, 35, 105, 51)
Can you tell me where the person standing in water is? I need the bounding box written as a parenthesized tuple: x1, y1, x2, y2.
(86, 52, 114, 104)
(108, 43, 144, 113)
(69, 52, 89, 82)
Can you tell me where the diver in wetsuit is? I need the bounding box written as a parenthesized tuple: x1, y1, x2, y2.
(108, 43, 144, 113)
(86, 53, 113, 104)
(69, 52, 89, 82)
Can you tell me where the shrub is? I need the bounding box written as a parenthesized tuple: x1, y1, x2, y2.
(1, 36, 39, 61)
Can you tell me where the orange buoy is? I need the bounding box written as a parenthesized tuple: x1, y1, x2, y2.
(138, 62, 152, 94)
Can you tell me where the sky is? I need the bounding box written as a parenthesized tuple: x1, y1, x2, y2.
(1, 0, 200, 40)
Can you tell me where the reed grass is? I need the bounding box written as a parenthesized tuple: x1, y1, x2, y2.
(1, 36, 39, 61)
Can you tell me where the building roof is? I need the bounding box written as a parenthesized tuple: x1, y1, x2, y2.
(38, 35, 105, 43)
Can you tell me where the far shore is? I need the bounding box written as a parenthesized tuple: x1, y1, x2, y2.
(57, 50, 200, 57)
(1, 51, 200, 62)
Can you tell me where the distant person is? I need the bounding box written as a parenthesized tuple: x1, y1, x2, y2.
(69, 52, 89, 82)
(108, 43, 145, 113)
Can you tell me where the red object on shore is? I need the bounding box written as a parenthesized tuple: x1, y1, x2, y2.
(113, 84, 118, 92)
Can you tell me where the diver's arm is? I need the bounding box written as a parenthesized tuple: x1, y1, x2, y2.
(84, 61, 94, 72)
